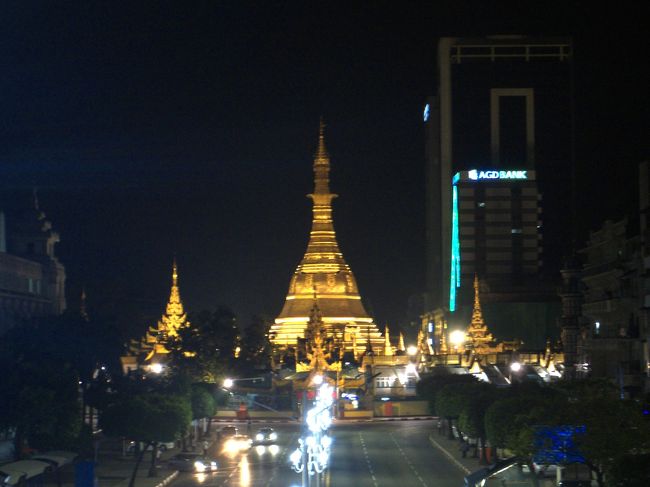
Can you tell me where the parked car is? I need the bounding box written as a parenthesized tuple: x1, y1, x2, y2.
(253, 428, 278, 445)
(167, 453, 218, 473)
(217, 426, 238, 441)
(127, 441, 175, 453)
(0, 460, 52, 487)
(223, 435, 252, 453)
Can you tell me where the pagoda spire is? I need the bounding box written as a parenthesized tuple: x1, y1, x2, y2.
(398, 332, 406, 352)
(306, 298, 328, 373)
(158, 259, 188, 339)
(271, 121, 384, 352)
(466, 275, 494, 351)
(384, 325, 394, 356)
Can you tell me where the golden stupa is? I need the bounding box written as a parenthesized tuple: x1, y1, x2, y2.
(144, 259, 190, 361)
(270, 122, 383, 357)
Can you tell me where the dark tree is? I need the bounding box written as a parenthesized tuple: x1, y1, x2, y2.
(0, 322, 81, 458)
(238, 314, 271, 371)
(101, 393, 191, 485)
(167, 307, 240, 382)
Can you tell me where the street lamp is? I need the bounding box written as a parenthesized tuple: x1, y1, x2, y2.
(150, 363, 164, 374)
(223, 378, 234, 388)
(449, 330, 466, 351)
(407, 345, 418, 356)
(509, 361, 522, 384)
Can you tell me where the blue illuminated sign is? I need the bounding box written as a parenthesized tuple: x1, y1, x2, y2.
(468, 169, 527, 180)
(423, 104, 430, 122)
(449, 184, 460, 312)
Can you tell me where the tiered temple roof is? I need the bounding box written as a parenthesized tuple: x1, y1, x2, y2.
(465, 274, 495, 352)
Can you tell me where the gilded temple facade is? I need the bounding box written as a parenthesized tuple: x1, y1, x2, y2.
(270, 123, 384, 357)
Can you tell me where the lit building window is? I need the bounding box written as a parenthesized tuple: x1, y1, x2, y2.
(511, 228, 523, 234)
(428, 322, 433, 333)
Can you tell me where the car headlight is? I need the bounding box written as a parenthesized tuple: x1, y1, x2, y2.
(194, 461, 206, 472)
(269, 432, 277, 440)
(256, 434, 263, 441)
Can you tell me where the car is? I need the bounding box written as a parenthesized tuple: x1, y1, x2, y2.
(223, 434, 252, 453)
(127, 441, 175, 453)
(217, 426, 238, 441)
(167, 453, 218, 473)
(253, 427, 278, 445)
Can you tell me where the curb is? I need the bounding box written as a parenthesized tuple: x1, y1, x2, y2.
(153, 471, 178, 487)
(428, 434, 471, 475)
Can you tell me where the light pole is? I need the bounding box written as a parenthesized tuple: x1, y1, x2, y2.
(449, 330, 466, 354)
(290, 375, 332, 487)
(509, 361, 521, 384)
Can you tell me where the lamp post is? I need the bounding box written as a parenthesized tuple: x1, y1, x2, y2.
(509, 361, 522, 384)
(290, 376, 333, 487)
(449, 330, 466, 353)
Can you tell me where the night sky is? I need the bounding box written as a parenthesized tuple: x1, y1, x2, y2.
(1, 3, 646, 333)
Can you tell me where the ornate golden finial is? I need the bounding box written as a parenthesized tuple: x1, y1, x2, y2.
(315, 117, 328, 164)
(306, 299, 328, 373)
(384, 324, 394, 356)
(398, 332, 406, 352)
(157, 259, 189, 339)
(466, 274, 494, 351)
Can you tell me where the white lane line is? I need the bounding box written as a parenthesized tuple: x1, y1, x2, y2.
(390, 433, 429, 487)
(359, 433, 378, 487)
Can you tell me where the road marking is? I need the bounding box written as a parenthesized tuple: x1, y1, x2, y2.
(358, 433, 378, 487)
(389, 433, 429, 487)
(427, 434, 471, 475)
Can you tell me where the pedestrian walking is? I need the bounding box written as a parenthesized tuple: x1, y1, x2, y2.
(459, 439, 470, 458)
(202, 440, 209, 456)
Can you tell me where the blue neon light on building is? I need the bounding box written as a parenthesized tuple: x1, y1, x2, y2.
(449, 181, 461, 311)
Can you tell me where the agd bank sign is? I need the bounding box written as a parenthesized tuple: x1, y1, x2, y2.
(468, 169, 528, 180)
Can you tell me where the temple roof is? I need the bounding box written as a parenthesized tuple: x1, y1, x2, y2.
(466, 275, 495, 350)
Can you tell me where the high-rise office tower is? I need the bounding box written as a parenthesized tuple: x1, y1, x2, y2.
(425, 36, 573, 345)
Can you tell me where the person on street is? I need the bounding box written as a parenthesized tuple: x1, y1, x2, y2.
(202, 440, 209, 456)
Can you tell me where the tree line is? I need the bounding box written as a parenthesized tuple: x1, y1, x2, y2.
(0, 307, 273, 487)
(416, 373, 650, 487)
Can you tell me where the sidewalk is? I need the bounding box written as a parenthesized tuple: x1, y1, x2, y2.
(45, 436, 216, 487)
(427, 430, 556, 487)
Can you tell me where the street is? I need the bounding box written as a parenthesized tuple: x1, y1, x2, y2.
(172, 420, 464, 487)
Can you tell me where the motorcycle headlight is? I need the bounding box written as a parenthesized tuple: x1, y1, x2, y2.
(256, 434, 263, 441)
(194, 461, 206, 472)
(270, 433, 277, 440)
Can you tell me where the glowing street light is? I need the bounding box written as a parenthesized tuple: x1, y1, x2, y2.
(510, 362, 522, 373)
(407, 345, 418, 356)
(150, 363, 164, 374)
(312, 374, 323, 386)
(449, 330, 466, 350)
(223, 378, 234, 388)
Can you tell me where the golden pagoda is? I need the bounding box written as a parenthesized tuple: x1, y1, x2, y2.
(270, 121, 383, 356)
(465, 274, 495, 352)
(120, 260, 190, 373)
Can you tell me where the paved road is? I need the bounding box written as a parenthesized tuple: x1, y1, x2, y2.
(172, 420, 464, 487)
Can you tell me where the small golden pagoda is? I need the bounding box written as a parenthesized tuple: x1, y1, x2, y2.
(270, 121, 383, 357)
(120, 260, 190, 373)
(465, 275, 495, 352)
